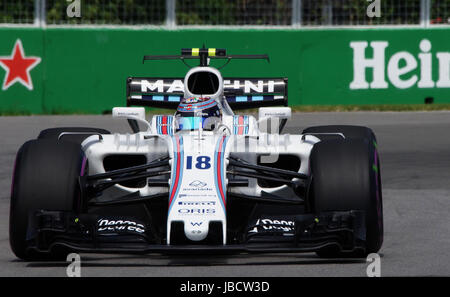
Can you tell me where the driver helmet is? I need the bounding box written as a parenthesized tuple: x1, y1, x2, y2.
(175, 97, 221, 131)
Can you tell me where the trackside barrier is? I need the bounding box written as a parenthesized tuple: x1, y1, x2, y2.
(0, 28, 449, 114)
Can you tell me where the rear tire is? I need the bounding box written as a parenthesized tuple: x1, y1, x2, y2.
(9, 140, 86, 260)
(38, 127, 110, 144)
(308, 137, 383, 258)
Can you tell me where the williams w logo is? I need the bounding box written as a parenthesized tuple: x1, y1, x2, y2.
(190, 222, 203, 226)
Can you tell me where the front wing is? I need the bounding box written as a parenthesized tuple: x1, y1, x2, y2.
(26, 210, 366, 255)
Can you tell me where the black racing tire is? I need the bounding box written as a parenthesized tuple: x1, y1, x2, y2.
(9, 139, 86, 260)
(38, 127, 110, 144)
(302, 125, 376, 142)
(308, 138, 383, 258)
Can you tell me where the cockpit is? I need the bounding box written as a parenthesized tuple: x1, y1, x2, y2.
(174, 96, 222, 132)
(174, 68, 224, 132)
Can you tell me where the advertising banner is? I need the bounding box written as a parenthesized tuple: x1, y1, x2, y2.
(0, 28, 449, 114)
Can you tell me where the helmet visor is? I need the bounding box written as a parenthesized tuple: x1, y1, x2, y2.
(176, 117, 203, 131)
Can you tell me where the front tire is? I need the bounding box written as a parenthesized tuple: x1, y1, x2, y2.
(309, 138, 383, 258)
(9, 140, 85, 260)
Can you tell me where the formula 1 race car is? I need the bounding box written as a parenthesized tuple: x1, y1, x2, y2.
(9, 47, 383, 260)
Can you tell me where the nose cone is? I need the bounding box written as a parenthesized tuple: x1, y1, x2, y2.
(184, 221, 209, 241)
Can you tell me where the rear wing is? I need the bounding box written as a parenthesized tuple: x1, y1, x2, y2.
(126, 77, 288, 110)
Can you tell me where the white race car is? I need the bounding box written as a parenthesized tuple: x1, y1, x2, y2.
(9, 47, 383, 260)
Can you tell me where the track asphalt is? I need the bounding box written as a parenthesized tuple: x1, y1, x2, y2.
(0, 112, 449, 276)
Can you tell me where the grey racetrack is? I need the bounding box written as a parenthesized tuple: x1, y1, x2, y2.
(1, 112, 449, 277)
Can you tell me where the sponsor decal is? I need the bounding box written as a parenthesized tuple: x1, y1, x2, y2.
(249, 218, 295, 234)
(223, 79, 280, 93)
(97, 218, 145, 234)
(178, 98, 217, 112)
(178, 201, 216, 206)
(189, 180, 207, 188)
(182, 179, 213, 192)
(182, 187, 214, 192)
(178, 193, 216, 198)
(350, 39, 450, 90)
(138, 79, 283, 94)
(0, 39, 41, 91)
(155, 115, 173, 135)
(178, 208, 216, 215)
(184, 97, 210, 103)
(233, 115, 249, 135)
(140, 79, 184, 93)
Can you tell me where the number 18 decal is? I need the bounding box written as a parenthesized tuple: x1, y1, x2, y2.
(186, 156, 211, 170)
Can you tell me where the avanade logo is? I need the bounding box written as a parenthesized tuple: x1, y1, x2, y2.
(350, 39, 450, 90)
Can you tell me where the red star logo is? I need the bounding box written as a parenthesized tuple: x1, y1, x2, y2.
(0, 39, 41, 91)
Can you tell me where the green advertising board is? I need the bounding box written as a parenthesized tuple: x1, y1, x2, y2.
(0, 29, 44, 114)
(0, 27, 449, 114)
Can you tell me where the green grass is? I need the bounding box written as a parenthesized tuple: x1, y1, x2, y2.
(2, 104, 450, 116)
